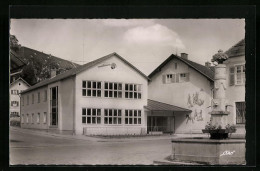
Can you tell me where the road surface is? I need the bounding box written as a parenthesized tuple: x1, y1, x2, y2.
(10, 129, 172, 165)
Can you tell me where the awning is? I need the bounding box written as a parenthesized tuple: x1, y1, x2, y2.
(144, 99, 192, 112)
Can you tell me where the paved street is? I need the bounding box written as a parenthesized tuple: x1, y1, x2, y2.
(10, 128, 172, 165)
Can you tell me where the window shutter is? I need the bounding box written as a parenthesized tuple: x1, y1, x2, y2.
(176, 73, 179, 83)
(171, 74, 176, 83)
(229, 67, 235, 86)
(186, 73, 190, 82)
(162, 75, 166, 84)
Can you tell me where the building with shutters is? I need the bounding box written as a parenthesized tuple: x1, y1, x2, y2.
(224, 39, 245, 134)
(147, 53, 214, 134)
(20, 52, 149, 135)
(10, 77, 30, 117)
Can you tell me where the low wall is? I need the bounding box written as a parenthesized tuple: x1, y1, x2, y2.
(83, 127, 147, 135)
(171, 138, 245, 165)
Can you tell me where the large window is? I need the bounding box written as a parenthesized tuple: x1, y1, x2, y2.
(82, 81, 102, 97)
(32, 94, 34, 104)
(236, 102, 245, 124)
(125, 110, 141, 125)
(38, 92, 40, 103)
(104, 109, 122, 124)
(125, 84, 142, 99)
(104, 82, 122, 98)
(229, 65, 245, 86)
(82, 108, 101, 124)
(44, 90, 47, 102)
(27, 95, 29, 105)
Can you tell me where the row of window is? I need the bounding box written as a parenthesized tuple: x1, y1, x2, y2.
(230, 65, 245, 86)
(82, 108, 142, 125)
(10, 101, 19, 107)
(82, 81, 142, 99)
(21, 112, 47, 124)
(22, 90, 47, 106)
(11, 90, 22, 95)
(163, 73, 189, 84)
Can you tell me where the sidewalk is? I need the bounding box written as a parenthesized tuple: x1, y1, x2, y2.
(10, 126, 208, 142)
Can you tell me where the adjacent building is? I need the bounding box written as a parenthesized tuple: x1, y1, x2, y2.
(224, 39, 245, 134)
(20, 53, 149, 135)
(147, 53, 214, 134)
(10, 77, 30, 117)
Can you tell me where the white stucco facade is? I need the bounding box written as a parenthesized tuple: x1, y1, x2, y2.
(10, 78, 30, 117)
(224, 55, 245, 134)
(148, 57, 213, 134)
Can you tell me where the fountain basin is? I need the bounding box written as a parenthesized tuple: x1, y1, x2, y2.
(171, 137, 245, 165)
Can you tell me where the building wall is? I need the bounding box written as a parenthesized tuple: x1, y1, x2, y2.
(20, 85, 49, 129)
(59, 77, 74, 131)
(75, 55, 148, 135)
(148, 58, 213, 133)
(225, 55, 245, 134)
(10, 80, 29, 116)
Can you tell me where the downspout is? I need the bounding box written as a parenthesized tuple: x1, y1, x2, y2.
(72, 76, 76, 135)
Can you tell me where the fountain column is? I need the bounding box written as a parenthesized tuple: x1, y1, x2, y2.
(210, 50, 229, 128)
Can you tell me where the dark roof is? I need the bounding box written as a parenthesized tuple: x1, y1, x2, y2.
(225, 39, 245, 58)
(149, 54, 214, 81)
(10, 50, 26, 72)
(22, 52, 149, 94)
(17, 46, 80, 69)
(145, 99, 192, 112)
(10, 77, 31, 87)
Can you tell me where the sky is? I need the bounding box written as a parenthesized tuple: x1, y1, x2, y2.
(10, 19, 245, 75)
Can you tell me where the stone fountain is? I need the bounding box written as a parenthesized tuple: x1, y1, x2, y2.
(170, 50, 245, 165)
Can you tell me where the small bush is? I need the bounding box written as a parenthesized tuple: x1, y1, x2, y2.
(10, 120, 20, 127)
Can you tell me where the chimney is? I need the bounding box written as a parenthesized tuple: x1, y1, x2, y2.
(181, 53, 188, 59)
(205, 61, 211, 67)
(50, 69, 56, 78)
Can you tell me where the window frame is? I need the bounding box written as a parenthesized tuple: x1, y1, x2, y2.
(125, 109, 142, 125)
(43, 112, 47, 124)
(104, 82, 123, 98)
(82, 80, 102, 97)
(32, 93, 34, 104)
(125, 83, 142, 99)
(82, 108, 101, 124)
(230, 64, 246, 86)
(38, 92, 40, 103)
(236, 101, 246, 124)
(104, 109, 122, 125)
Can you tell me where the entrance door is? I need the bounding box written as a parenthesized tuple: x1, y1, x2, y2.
(50, 87, 58, 126)
(147, 116, 174, 133)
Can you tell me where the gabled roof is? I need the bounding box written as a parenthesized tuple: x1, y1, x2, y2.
(145, 99, 192, 112)
(225, 39, 245, 58)
(149, 54, 214, 81)
(10, 77, 31, 87)
(21, 52, 149, 94)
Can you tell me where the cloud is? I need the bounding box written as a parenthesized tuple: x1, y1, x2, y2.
(123, 24, 185, 49)
(102, 19, 155, 27)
